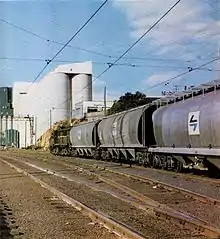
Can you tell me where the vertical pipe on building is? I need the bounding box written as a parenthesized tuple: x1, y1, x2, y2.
(24, 120, 27, 148)
(30, 116, 34, 146)
(5, 116, 8, 147)
(35, 116, 37, 146)
(11, 116, 13, 146)
(68, 75, 72, 119)
(17, 119, 20, 148)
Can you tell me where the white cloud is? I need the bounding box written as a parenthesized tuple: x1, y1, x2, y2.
(92, 78, 123, 101)
(112, 0, 219, 58)
(143, 72, 178, 86)
(93, 79, 106, 88)
(93, 88, 121, 101)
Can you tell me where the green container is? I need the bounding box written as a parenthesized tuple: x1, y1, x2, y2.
(5, 129, 20, 147)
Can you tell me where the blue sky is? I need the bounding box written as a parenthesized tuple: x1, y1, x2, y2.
(0, 0, 220, 100)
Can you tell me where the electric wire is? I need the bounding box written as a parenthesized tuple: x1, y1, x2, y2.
(57, 0, 184, 108)
(0, 17, 110, 58)
(144, 56, 220, 92)
(10, 0, 108, 113)
(91, 0, 183, 82)
(2, 56, 220, 71)
(27, 0, 108, 89)
(0, 16, 197, 64)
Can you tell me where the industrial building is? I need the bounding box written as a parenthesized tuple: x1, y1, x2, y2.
(0, 87, 17, 147)
(72, 100, 114, 120)
(10, 61, 93, 148)
(0, 60, 158, 148)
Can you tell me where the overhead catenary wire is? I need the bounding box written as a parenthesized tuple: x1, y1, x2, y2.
(2, 56, 220, 72)
(23, 0, 109, 92)
(144, 56, 220, 92)
(92, 0, 183, 82)
(57, 0, 183, 108)
(0, 16, 197, 64)
(0, 17, 111, 58)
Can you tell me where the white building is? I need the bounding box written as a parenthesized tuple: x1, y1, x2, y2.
(72, 100, 114, 119)
(13, 61, 92, 147)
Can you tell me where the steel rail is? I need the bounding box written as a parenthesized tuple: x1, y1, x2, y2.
(131, 165, 220, 187)
(0, 158, 146, 239)
(2, 156, 220, 239)
(11, 153, 220, 208)
(61, 157, 220, 208)
(94, 164, 220, 208)
(63, 163, 220, 239)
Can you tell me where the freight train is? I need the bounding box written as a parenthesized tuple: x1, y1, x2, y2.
(49, 80, 220, 176)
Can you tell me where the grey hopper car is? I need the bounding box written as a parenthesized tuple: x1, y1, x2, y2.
(152, 90, 220, 172)
(69, 120, 100, 158)
(97, 104, 156, 163)
(49, 79, 220, 176)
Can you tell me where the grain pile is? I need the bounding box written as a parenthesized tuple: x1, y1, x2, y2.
(37, 118, 86, 150)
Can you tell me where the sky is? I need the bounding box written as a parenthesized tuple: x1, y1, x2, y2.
(0, 0, 220, 101)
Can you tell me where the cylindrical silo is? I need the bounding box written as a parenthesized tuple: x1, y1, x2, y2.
(71, 74, 92, 109)
(36, 72, 70, 137)
(13, 61, 93, 146)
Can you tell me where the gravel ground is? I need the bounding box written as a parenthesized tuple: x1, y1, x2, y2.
(3, 151, 220, 229)
(45, 153, 220, 201)
(93, 170, 220, 228)
(0, 159, 118, 239)
(1, 154, 209, 239)
(8, 149, 220, 200)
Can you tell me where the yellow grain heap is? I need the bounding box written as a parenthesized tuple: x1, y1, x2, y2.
(37, 118, 85, 150)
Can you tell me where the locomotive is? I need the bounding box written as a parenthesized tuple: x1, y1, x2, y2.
(50, 79, 220, 176)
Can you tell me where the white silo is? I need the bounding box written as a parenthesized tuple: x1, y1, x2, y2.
(72, 73, 92, 108)
(13, 61, 93, 147)
(36, 71, 70, 136)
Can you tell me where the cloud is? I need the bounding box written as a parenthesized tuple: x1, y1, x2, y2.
(93, 79, 106, 88)
(92, 78, 123, 101)
(93, 87, 121, 101)
(143, 72, 178, 86)
(112, 0, 219, 59)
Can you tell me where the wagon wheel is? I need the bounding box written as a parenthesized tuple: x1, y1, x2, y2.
(54, 147, 59, 155)
(151, 155, 160, 168)
(173, 160, 183, 173)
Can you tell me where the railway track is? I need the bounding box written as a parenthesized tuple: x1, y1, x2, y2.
(57, 156, 220, 198)
(10, 149, 220, 185)
(36, 154, 220, 208)
(1, 157, 145, 239)
(130, 164, 220, 186)
(92, 163, 220, 208)
(1, 154, 220, 238)
(77, 157, 220, 187)
(2, 150, 220, 207)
